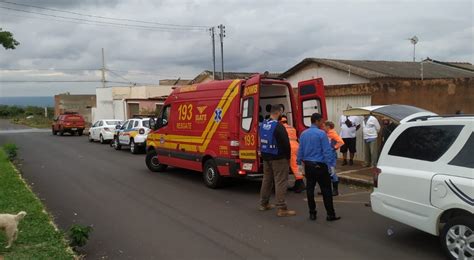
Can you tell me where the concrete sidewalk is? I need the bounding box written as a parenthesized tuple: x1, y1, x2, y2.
(335, 160, 374, 187)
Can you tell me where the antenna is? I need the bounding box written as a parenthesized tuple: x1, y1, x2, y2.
(408, 36, 419, 62)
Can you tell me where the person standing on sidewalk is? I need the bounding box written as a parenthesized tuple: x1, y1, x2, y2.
(339, 108, 361, 166)
(324, 121, 344, 196)
(280, 115, 305, 193)
(362, 115, 381, 167)
(297, 113, 341, 221)
(259, 105, 296, 217)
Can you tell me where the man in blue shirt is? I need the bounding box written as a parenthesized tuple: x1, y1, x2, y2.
(297, 113, 341, 221)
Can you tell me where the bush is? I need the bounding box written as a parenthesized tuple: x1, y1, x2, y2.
(3, 143, 18, 161)
(68, 224, 93, 251)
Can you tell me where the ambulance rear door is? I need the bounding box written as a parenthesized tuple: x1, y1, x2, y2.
(297, 78, 327, 131)
(239, 74, 260, 174)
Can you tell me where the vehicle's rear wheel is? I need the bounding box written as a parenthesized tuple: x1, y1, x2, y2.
(130, 139, 139, 154)
(78, 130, 83, 136)
(59, 129, 64, 136)
(99, 134, 105, 144)
(203, 159, 224, 189)
(52, 127, 57, 135)
(145, 149, 167, 172)
(88, 133, 93, 142)
(441, 215, 474, 260)
(113, 136, 121, 150)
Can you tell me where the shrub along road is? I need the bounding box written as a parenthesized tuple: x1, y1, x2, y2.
(0, 129, 444, 259)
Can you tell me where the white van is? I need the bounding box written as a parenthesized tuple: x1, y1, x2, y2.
(371, 116, 473, 260)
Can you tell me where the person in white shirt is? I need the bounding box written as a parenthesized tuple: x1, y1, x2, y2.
(339, 114, 361, 166)
(362, 115, 381, 167)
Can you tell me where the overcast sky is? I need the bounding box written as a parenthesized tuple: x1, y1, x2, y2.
(0, 0, 472, 97)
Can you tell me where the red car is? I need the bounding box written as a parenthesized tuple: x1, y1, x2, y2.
(52, 112, 85, 136)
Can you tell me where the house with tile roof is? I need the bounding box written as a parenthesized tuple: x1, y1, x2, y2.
(281, 58, 474, 88)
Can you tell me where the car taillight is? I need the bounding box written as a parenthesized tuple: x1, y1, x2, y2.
(373, 167, 381, 188)
(230, 140, 239, 158)
(139, 128, 145, 134)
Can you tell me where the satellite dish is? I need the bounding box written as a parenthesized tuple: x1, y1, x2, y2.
(410, 36, 419, 45)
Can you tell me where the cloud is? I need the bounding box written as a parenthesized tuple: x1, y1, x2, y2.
(0, 0, 472, 96)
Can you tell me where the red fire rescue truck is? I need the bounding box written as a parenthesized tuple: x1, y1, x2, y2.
(146, 74, 327, 188)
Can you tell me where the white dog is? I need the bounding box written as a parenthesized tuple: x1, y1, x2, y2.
(0, 211, 27, 248)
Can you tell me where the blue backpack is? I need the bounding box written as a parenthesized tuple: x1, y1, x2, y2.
(259, 119, 279, 155)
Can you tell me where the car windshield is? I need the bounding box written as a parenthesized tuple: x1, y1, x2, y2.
(105, 120, 121, 125)
(142, 120, 149, 128)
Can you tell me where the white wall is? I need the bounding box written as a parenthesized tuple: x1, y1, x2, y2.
(286, 63, 370, 88)
(326, 95, 372, 162)
(94, 85, 174, 122)
(94, 87, 114, 122)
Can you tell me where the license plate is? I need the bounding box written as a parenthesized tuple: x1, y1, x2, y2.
(71, 128, 77, 130)
(242, 163, 253, 171)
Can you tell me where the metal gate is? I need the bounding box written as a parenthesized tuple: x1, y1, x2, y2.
(326, 95, 371, 162)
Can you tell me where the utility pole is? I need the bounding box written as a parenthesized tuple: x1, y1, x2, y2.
(209, 27, 216, 80)
(218, 24, 225, 80)
(101, 48, 106, 88)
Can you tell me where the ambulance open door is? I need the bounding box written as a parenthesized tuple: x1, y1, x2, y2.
(238, 74, 260, 174)
(297, 78, 327, 131)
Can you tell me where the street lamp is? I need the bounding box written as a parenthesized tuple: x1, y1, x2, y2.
(409, 36, 419, 62)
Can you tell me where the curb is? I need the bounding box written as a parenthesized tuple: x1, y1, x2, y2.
(337, 168, 373, 188)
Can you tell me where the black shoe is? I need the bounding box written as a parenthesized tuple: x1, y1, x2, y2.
(342, 160, 348, 166)
(294, 179, 306, 193)
(332, 181, 339, 196)
(309, 212, 317, 221)
(326, 215, 341, 221)
(349, 159, 354, 166)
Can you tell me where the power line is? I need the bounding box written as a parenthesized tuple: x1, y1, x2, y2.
(0, 11, 201, 33)
(0, 6, 207, 32)
(107, 70, 133, 85)
(0, 0, 209, 28)
(0, 80, 101, 83)
(0, 68, 99, 71)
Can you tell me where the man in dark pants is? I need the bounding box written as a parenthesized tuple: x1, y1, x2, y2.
(297, 113, 341, 221)
(259, 105, 296, 217)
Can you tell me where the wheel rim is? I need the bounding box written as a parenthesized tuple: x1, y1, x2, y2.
(130, 141, 135, 152)
(446, 224, 474, 259)
(206, 166, 216, 183)
(100, 135, 103, 142)
(150, 155, 160, 167)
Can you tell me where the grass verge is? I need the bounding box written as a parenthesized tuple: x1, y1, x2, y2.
(10, 117, 52, 129)
(0, 149, 74, 259)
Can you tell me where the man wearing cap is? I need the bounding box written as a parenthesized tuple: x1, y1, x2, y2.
(259, 105, 296, 217)
(297, 113, 341, 221)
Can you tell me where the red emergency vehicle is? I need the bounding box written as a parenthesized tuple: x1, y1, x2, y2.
(146, 74, 327, 188)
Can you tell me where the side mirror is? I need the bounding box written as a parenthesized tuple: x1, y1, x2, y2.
(115, 125, 121, 129)
(149, 118, 156, 130)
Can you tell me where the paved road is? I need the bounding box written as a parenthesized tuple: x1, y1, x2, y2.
(0, 128, 444, 259)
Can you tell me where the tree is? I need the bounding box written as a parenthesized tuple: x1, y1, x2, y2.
(0, 28, 20, 49)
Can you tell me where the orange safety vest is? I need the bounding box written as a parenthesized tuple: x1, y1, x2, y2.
(283, 123, 298, 143)
(282, 123, 302, 179)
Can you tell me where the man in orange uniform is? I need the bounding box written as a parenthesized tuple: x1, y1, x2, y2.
(324, 121, 344, 196)
(280, 115, 306, 193)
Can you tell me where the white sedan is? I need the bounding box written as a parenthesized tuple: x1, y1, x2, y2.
(88, 119, 122, 144)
